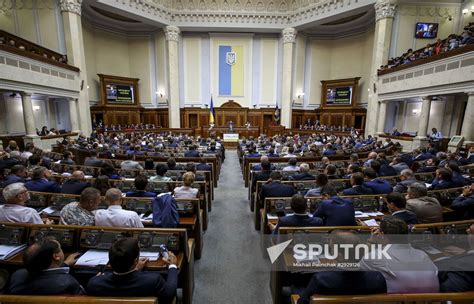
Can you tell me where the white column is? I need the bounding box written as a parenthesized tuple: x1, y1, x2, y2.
(60, 0, 91, 136)
(68, 98, 79, 133)
(20, 92, 37, 136)
(461, 92, 474, 143)
(280, 28, 297, 129)
(46, 97, 57, 128)
(415, 96, 432, 143)
(376, 101, 388, 134)
(366, 0, 397, 136)
(165, 26, 181, 128)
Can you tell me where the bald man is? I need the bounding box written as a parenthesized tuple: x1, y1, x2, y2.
(95, 188, 144, 228)
(60, 171, 91, 195)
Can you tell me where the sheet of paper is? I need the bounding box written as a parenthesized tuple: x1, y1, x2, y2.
(0, 244, 26, 260)
(75, 249, 109, 267)
(425, 183, 432, 188)
(355, 213, 369, 218)
(140, 251, 160, 261)
(40, 206, 58, 215)
(363, 219, 379, 226)
(266, 213, 278, 220)
(422, 246, 442, 255)
(366, 211, 384, 216)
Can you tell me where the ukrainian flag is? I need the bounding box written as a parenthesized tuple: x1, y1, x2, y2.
(219, 45, 244, 96)
(209, 96, 215, 124)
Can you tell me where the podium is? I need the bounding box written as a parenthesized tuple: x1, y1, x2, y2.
(201, 126, 260, 147)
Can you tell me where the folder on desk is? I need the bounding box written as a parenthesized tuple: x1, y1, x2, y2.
(75, 249, 109, 267)
(0, 244, 27, 260)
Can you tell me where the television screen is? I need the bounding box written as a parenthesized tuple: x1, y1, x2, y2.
(326, 86, 352, 106)
(415, 22, 438, 39)
(106, 84, 134, 103)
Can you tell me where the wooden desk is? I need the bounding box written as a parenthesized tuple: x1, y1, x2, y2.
(201, 126, 260, 139)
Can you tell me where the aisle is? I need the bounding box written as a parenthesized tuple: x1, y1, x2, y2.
(192, 151, 272, 304)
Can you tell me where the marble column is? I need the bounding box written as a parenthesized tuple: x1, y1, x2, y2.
(376, 101, 388, 134)
(20, 92, 37, 136)
(165, 26, 181, 128)
(60, 0, 91, 136)
(460, 92, 474, 143)
(280, 28, 297, 129)
(46, 98, 57, 128)
(68, 98, 79, 133)
(365, 0, 397, 136)
(413, 96, 432, 148)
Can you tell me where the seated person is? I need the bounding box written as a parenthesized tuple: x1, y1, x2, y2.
(60, 170, 91, 195)
(179, 163, 205, 182)
(60, 187, 101, 226)
(8, 238, 83, 295)
(0, 183, 51, 224)
(251, 159, 272, 194)
(342, 172, 374, 196)
(297, 231, 386, 304)
(84, 150, 104, 167)
(429, 168, 454, 190)
(86, 237, 178, 304)
(393, 169, 417, 193)
(360, 216, 439, 293)
(25, 166, 61, 193)
(96, 188, 144, 228)
(174, 172, 199, 199)
(290, 163, 315, 181)
(59, 151, 75, 166)
(184, 145, 200, 157)
(450, 184, 474, 220)
(120, 154, 143, 171)
(363, 168, 393, 194)
(305, 173, 328, 197)
(283, 158, 299, 171)
(260, 171, 296, 203)
(446, 162, 467, 187)
(313, 186, 356, 226)
(196, 157, 212, 171)
(371, 160, 397, 177)
(1, 164, 26, 188)
(342, 164, 361, 179)
(166, 157, 183, 171)
(391, 128, 401, 136)
(268, 194, 323, 234)
(149, 164, 172, 182)
(126, 175, 156, 197)
(405, 182, 442, 223)
(416, 157, 439, 173)
(389, 157, 409, 174)
(385, 192, 418, 225)
(324, 164, 340, 179)
(436, 223, 474, 292)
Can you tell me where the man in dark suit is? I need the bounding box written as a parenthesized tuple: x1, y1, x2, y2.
(8, 238, 83, 295)
(291, 163, 316, 181)
(260, 171, 296, 204)
(324, 164, 340, 179)
(297, 231, 386, 304)
(60, 171, 91, 195)
(251, 160, 273, 193)
(451, 184, 474, 220)
(385, 192, 418, 225)
(363, 168, 393, 194)
(196, 157, 212, 171)
(436, 223, 474, 292)
(416, 157, 439, 173)
(429, 168, 454, 190)
(342, 172, 374, 196)
(84, 151, 104, 167)
(313, 186, 356, 226)
(59, 151, 75, 165)
(1, 165, 26, 188)
(25, 166, 61, 193)
(269, 194, 323, 234)
(184, 145, 200, 158)
(86, 237, 178, 304)
(371, 160, 397, 177)
(126, 175, 157, 197)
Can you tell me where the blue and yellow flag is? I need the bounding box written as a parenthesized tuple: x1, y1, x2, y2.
(209, 96, 215, 124)
(219, 45, 244, 96)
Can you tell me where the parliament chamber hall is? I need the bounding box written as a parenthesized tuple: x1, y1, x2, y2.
(1, 0, 474, 303)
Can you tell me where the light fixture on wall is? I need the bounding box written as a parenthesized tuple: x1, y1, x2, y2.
(462, 6, 474, 16)
(33, 105, 40, 111)
(297, 93, 305, 100)
(412, 109, 420, 115)
(156, 91, 167, 103)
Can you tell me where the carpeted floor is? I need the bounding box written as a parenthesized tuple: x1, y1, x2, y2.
(192, 150, 273, 304)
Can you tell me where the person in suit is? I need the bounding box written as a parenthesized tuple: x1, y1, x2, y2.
(297, 231, 387, 304)
(322, 144, 336, 156)
(390, 157, 410, 174)
(360, 216, 439, 293)
(325, 164, 340, 179)
(86, 237, 178, 304)
(384, 192, 418, 225)
(363, 168, 393, 194)
(268, 194, 323, 234)
(8, 238, 83, 295)
(251, 160, 272, 195)
(283, 157, 299, 171)
(184, 145, 200, 158)
(429, 168, 454, 190)
(436, 223, 474, 292)
(371, 160, 397, 177)
(196, 157, 212, 172)
(446, 162, 467, 187)
(260, 171, 296, 204)
(25, 166, 61, 193)
(83, 151, 104, 167)
(166, 157, 183, 171)
(416, 157, 439, 173)
(126, 175, 157, 197)
(0, 164, 26, 188)
(406, 182, 442, 223)
(120, 154, 143, 171)
(290, 163, 315, 181)
(342, 164, 362, 179)
(59, 151, 75, 166)
(342, 172, 374, 196)
(392, 169, 417, 193)
(313, 186, 356, 226)
(60, 171, 91, 195)
(450, 184, 474, 220)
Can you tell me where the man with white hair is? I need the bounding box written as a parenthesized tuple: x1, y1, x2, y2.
(364, 152, 378, 167)
(290, 163, 315, 180)
(0, 183, 50, 224)
(393, 169, 417, 193)
(95, 188, 144, 228)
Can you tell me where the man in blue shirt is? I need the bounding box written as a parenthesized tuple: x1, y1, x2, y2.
(363, 168, 393, 194)
(313, 186, 356, 226)
(25, 167, 61, 193)
(126, 175, 156, 197)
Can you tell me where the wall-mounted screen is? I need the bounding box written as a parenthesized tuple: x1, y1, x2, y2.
(325, 86, 353, 105)
(106, 84, 134, 103)
(415, 22, 438, 39)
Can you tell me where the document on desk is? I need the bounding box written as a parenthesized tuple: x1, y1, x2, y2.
(266, 213, 279, 220)
(140, 251, 160, 261)
(140, 213, 153, 222)
(40, 206, 59, 215)
(75, 249, 109, 267)
(0, 244, 26, 260)
(363, 219, 379, 227)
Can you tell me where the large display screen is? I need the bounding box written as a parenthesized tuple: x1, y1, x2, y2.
(106, 84, 134, 103)
(415, 22, 438, 39)
(326, 86, 353, 105)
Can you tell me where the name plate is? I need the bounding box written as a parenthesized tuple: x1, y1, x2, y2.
(223, 133, 239, 142)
